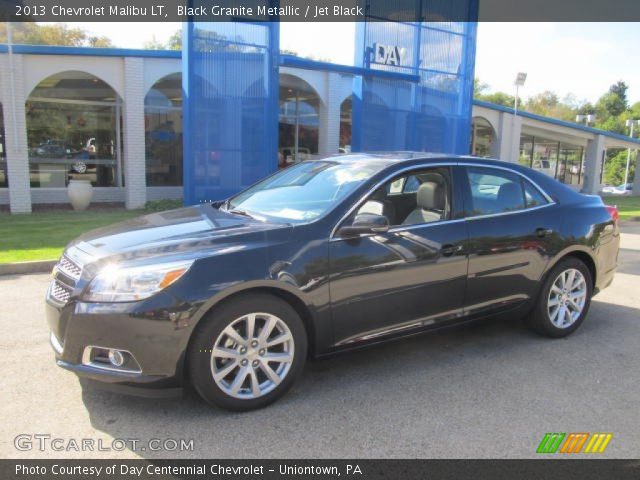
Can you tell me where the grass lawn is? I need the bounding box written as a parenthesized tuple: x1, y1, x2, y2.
(601, 196, 640, 221)
(0, 210, 143, 263)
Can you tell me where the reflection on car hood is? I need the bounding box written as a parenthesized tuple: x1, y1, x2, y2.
(66, 204, 290, 265)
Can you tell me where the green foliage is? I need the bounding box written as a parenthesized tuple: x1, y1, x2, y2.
(476, 91, 515, 108)
(603, 149, 636, 186)
(143, 199, 184, 212)
(524, 91, 576, 122)
(144, 30, 182, 51)
(0, 23, 112, 48)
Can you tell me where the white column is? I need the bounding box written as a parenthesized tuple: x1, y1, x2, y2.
(123, 57, 146, 209)
(496, 111, 522, 163)
(632, 150, 640, 196)
(0, 54, 31, 213)
(318, 72, 342, 156)
(582, 134, 605, 195)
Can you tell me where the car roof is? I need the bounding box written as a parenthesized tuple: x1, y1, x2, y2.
(327, 152, 513, 168)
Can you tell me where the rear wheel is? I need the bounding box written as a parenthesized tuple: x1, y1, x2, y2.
(188, 294, 307, 411)
(528, 257, 593, 338)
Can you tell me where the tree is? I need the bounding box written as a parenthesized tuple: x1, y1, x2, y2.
(603, 149, 636, 186)
(476, 91, 515, 108)
(474, 78, 489, 97)
(143, 36, 167, 50)
(595, 81, 629, 119)
(0, 23, 112, 48)
(166, 30, 182, 50)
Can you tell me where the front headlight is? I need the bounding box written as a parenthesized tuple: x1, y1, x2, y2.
(82, 260, 194, 302)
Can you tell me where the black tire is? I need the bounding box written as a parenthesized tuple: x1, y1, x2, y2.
(188, 293, 307, 411)
(528, 257, 593, 338)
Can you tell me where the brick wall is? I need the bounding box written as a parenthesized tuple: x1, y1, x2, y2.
(123, 57, 147, 209)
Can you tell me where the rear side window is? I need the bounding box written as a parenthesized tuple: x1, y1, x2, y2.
(523, 179, 549, 208)
(465, 167, 525, 217)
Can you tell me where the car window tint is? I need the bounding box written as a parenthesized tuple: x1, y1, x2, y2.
(523, 179, 549, 208)
(355, 167, 451, 227)
(403, 175, 421, 193)
(465, 167, 525, 217)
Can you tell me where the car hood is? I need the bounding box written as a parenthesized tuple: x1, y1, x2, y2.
(66, 205, 291, 266)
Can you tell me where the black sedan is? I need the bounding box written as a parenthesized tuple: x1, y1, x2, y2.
(46, 153, 620, 410)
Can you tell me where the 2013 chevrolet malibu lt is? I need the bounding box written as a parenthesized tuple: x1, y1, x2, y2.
(46, 154, 620, 410)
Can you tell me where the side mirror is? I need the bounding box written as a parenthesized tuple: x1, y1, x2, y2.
(338, 213, 390, 238)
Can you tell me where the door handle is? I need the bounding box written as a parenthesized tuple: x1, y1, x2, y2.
(536, 227, 553, 238)
(441, 244, 463, 256)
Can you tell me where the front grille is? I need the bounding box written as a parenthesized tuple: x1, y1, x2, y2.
(57, 255, 82, 280)
(50, 280, 72, 304)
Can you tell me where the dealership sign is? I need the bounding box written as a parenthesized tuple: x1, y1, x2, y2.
(373, 43, 404, 66)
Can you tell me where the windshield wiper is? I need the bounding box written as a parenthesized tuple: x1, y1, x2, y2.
(228, 208, 255, 219)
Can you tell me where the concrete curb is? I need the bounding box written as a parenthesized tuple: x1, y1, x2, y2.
(0, 260, 56, 276)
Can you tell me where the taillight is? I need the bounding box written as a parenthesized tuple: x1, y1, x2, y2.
(605, 205, 619, 223)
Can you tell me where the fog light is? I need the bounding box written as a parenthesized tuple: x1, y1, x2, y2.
(108, 349, 125, 367)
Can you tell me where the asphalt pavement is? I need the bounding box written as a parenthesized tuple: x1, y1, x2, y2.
(1, 223, 639, 459)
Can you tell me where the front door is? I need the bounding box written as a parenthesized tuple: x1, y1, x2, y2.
(328, 165, 469, 348)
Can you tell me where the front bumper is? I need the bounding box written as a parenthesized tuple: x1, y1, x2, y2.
(46, 284, 195, 396)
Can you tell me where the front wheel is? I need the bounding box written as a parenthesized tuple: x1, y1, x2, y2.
(188, 294, 307, 411)
(528, 257, 593, 338)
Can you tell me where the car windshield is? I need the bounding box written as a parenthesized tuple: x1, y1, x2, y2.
(226, 160, 383, 223)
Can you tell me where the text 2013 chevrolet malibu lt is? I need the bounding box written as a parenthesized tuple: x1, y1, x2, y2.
(47, 154, 620, 410)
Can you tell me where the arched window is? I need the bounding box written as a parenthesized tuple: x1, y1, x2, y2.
(470, 117, 497, 158)
(26, 71, 122, 188)
(279, 74, 320, 168)
(340, 96, 352, 153)
(145, 73, 183, 186)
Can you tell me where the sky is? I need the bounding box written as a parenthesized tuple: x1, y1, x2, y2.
(61, 22, 640, 104)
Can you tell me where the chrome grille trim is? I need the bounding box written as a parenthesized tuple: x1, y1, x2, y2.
(50, 280, 72, 304)
(57, 255, 82, 280)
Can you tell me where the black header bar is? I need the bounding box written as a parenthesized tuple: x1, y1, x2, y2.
(1, 0, 640, 22)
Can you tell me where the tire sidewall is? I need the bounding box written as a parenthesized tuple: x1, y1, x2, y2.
(535, 258, 593, 337)
(188, 294, 307, 411)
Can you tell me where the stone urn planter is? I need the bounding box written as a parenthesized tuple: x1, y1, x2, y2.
(67, 179, 93, 211)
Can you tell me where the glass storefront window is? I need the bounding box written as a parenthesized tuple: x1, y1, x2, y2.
(145, 73, 183, 186)
(519, 134, 584, 187)
(26, 71, 122, 188)
(0, 103, 7, 188)
(279, 74, 319, 169)
(340, 97, 352, 154)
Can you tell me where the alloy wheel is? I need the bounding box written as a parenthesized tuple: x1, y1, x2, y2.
(547, 268, 587, 329)
(210, 313, 294, 399)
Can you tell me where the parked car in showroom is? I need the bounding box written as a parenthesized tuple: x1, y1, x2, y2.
(47, 153, 620, 411)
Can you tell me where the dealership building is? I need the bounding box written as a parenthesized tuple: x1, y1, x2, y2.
(1, 35, 639, 213)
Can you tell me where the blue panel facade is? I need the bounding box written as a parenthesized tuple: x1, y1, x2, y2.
(353, 2, 478, 154)
(183, 21, 279, 205)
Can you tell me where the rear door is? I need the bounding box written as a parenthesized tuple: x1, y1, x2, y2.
(459, 164, 563, 316)
(328, 164, 469, 348)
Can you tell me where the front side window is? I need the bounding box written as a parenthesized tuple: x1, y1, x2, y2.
(355, 167, 451, 227)
(465, 167, 526, 217)
(227, 160, 384, 223)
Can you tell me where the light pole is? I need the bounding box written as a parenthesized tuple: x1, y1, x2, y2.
(624, 119, 639, 189)
(512, 73, 527, 161)
(576, 114, 596, 126)
(513, 72, 527, 115)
